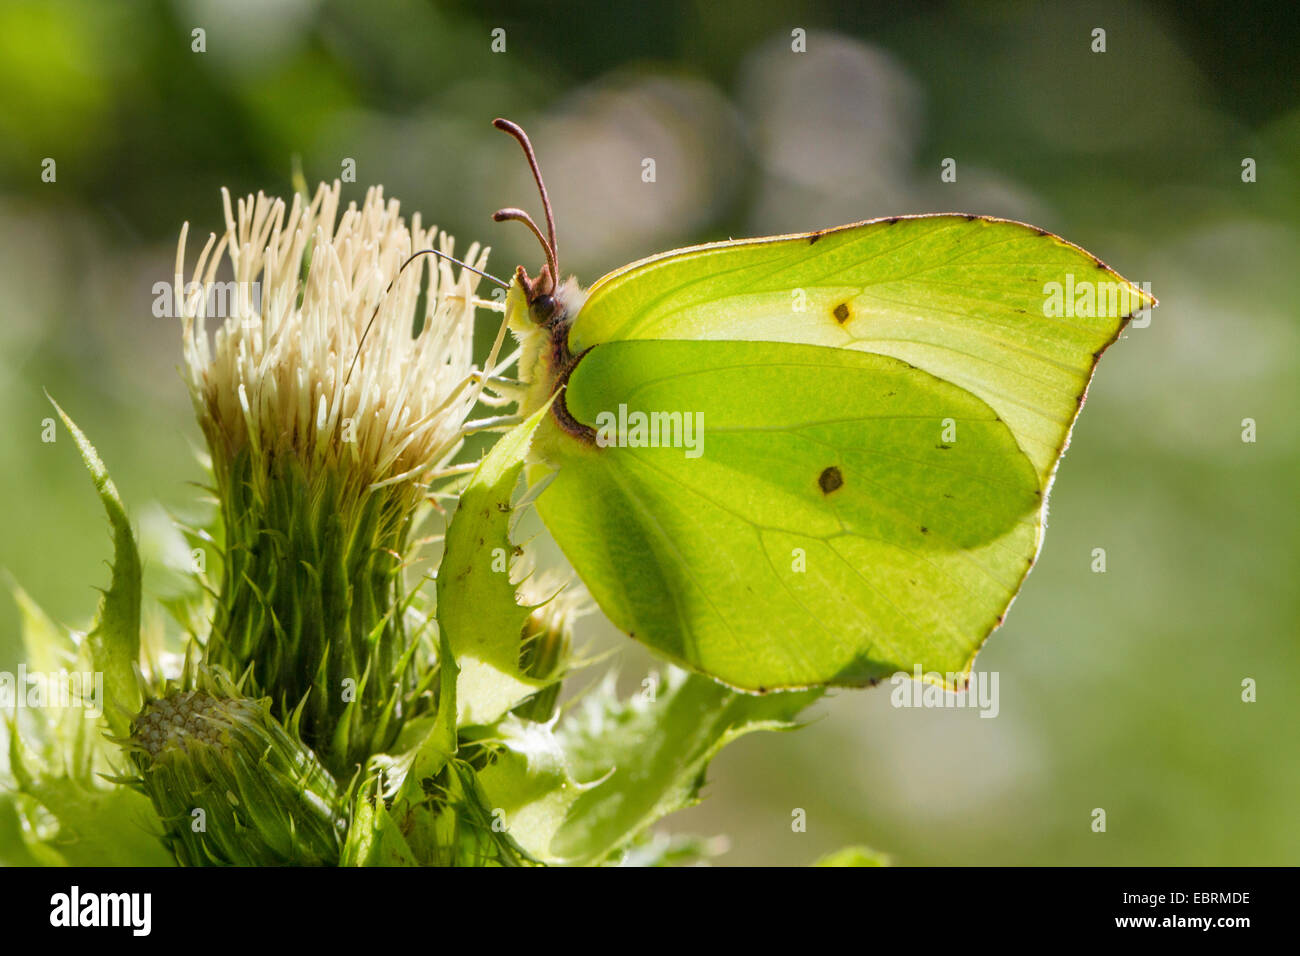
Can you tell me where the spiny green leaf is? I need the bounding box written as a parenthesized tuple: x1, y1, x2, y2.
(9, 732, 171, 866)
(48, 396, 142, 735)
(616, 830, 728, 867)
(9, 579, 75, 675)
(0, 793, 66, 866)
(474, 716, 587, 863)
(435, 401, 553, 726)
(479, 667, 820, 865)
(552, 668, 820, 863)
(6, 583, 104, 782)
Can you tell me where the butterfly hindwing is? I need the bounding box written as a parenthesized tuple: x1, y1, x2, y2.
(536, 339, 1041, 690)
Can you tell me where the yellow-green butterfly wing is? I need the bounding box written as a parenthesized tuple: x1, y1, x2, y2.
(570, 214, 1154, 484)
(526, 214, 1153, 691)
(541, 340, 1040, 689)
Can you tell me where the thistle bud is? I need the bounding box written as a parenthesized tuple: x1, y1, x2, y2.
(514, 576, 589, 722)
(130, 685, 345, 866)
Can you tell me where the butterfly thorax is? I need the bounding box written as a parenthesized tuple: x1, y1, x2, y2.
(507, 273, 592, 440)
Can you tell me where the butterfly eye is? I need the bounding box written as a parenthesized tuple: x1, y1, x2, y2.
(531, 292, 571, 332)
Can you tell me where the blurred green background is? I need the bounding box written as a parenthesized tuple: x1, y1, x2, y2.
(1, 0, 1295, 865)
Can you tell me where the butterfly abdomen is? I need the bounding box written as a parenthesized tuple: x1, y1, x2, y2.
(550, 348, 597, 443)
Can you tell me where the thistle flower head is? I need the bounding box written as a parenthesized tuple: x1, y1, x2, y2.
(133, 689, 253, 758)
(176, 182, 490, 500)
(173, 183, 504, 775)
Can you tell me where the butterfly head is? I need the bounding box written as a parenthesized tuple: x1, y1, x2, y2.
(492, 118, 593, 431)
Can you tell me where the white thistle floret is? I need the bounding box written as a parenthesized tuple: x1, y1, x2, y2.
(175, 181, 503, 494)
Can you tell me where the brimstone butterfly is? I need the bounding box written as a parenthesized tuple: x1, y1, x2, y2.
(488, 118, 1155, 693)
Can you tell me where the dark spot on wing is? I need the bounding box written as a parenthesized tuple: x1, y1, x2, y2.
(920, 526, 929, 534)
(937, 443, 952, 450)
(886, 216, 900, 225)
(808, 231, 823, 245)
(818, 466, 843, 494)
(963, 214, 977, 221)
(833, 302, 851, 324)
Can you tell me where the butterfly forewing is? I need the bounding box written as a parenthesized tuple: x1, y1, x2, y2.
(570, 214, 1154, 485)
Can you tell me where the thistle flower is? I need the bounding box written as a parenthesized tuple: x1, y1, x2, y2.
(174, 182, 502, 776)
(129, 678, 345, 866)
(177, 183, 489, 497)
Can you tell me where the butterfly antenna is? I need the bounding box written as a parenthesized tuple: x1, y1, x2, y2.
(492, 118, 560, 286)
(492, 206, 557, 284)
(345, 248, 507, 387)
